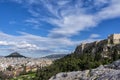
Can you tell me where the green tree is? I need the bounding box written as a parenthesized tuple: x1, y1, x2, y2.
(112, 48, 119, 61)
(7, 65, 13, 71)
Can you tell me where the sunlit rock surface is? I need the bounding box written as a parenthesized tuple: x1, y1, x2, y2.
(50, 59, 120, 80)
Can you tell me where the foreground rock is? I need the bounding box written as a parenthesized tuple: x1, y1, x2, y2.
(50, 59, 120, 80)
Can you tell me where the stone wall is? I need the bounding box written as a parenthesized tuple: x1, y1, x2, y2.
(74, 34, 120, 58)
(108, 34, 120, 44)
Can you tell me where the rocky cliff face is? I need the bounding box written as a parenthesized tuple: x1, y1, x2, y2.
(49, 59, 120, 80)
(74, 39, 120, 58)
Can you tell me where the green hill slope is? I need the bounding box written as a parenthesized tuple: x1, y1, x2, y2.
(34, 52, 120, 80)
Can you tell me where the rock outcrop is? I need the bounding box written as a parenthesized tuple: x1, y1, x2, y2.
(49, 59, 120, 80)
(74, 34, 120, 58)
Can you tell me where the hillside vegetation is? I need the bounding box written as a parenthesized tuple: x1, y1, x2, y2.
(34, 52, 120, 80)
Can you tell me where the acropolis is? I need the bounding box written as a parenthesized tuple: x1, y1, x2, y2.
(74, 34, 120, 56)
(108, 34, 120, 44)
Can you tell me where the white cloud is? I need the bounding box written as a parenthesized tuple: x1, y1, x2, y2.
(0, 32, 81, 57)
(96, 0, 120, 20)
(0, 32, 101, 57)
(10, 0, 23, 3)
(15, 41, 39, 50)
(7, 2, 120, 36)
(19, 0, 120, 39)
(25, 18, 42, 29)
(89, 34, 100, 38)
(94, 0, 109, 7)
(49, 14, 96, 37)
(0, 41, 12, 46)
(25, 18, 39, 24)
(28, 9, 40, 17)
(56, 0, 70, 5)
(47, 0, 120, 38)
(0, 40, 39, 51)
(9, 21, 16, 25)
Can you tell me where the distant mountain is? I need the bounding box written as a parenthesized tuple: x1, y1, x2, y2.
(43, 54, 68, 59)
(5, 52, 26, 58)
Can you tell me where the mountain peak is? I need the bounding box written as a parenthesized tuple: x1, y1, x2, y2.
(11, 52, 20, 55)
(5, 52, 26, 58)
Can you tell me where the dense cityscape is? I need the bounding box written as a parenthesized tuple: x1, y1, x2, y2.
(0, 52, 53, 79)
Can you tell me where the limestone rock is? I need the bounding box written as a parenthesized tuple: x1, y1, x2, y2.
(74, 34, 120, 58)
(49, 59, 120, 80)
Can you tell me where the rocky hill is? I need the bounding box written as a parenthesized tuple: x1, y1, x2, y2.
(5, 52, 26, 58)
(50, 59, 120, 80)
(74, 34, 120, 58)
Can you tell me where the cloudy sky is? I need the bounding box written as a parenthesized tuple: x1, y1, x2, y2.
(0, 0, 120, 57)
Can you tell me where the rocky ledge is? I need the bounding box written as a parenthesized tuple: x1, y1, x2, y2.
(49, 59, 120, 80)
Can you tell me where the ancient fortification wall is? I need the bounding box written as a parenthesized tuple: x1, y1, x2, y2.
(108, 34, 120, 44)
(74, 34, 120, 58)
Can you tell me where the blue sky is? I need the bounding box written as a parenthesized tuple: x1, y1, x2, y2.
(0, 0, 120, 57)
